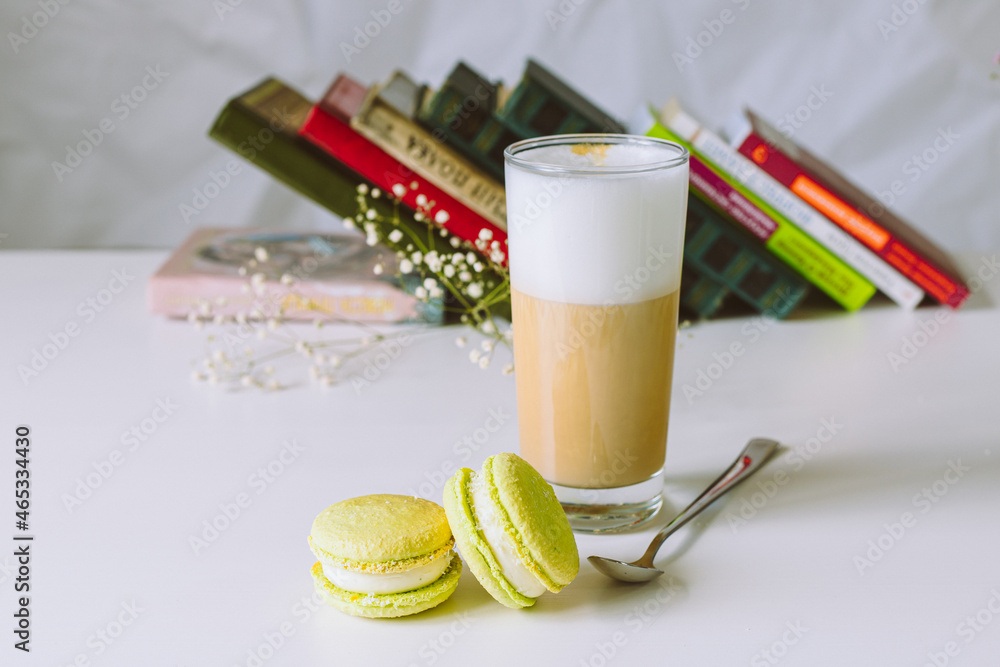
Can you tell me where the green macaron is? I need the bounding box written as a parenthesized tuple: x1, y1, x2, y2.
(443, 453, 579, 609)
(308, 494, 461, 618)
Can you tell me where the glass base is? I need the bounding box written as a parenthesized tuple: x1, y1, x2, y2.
(550, 470, 663, 534)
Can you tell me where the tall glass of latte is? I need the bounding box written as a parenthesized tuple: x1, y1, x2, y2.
(503, 134, 689, 533)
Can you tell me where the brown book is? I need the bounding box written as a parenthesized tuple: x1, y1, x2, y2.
(350, 71, 508, 230)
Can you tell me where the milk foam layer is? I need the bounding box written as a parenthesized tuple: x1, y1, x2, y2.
(322, 554, 451, 595)
(505, 141, 688, 306)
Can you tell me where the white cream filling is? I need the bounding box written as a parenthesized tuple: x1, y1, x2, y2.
(322, 553, 451, 595)
(469, 473, 547, 598)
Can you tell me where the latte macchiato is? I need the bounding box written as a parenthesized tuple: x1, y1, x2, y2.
(504, 134, 689, 532)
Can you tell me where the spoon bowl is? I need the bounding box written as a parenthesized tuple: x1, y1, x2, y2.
(588, 438, 779, 583)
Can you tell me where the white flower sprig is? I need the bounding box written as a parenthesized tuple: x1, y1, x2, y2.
(350, 182, 515, 373)
(186, 180, 515, 390)
(187, 257, 428, 391)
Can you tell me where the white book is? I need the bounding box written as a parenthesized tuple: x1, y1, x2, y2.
(660, 99, 924, 309)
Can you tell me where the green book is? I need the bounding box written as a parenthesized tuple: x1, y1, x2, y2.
(641, 109, 875, 311)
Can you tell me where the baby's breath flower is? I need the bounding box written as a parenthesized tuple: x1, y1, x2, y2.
(450, 236, 461, 248)
(388, 229, 403, 243)
(266, 379, 281, 391)
(415, 194, 428, 207)
(400, 259, 414, 274)
(443, 264, 455, 278)
(415, 286, 428, 299)
(466, 252, 476, 264)
(251, 273, 266, 286)
(280, 274, 294, 285)
(240, 375, 254, 388)
(391, 183, 406, 198)
(238, 266, 248, 277)
(435, 210, 450, 224)
(254, 247, 270, 262)
(411, 251, 423, 265)
(478, 228, 493, 241)
(469, 349, 481, 363)
(467, 282, 483, 298)
(373, 263, 384, 276)
(357, 183, 369, 194)
(501, 363, 514, 376)
(481, 320, 496, 334)
(455, 336, 467, 347)
(459, 270, 472, 282)
(365, 209, 377, 220)
(423, 277, 438, 290)
(473, 262, 484, 272)
(478, 356, 490, 369)
(371, 188, 381, 198)
(429, 287, 443, 299)
(343, 219, 356, 230)
(481, 340, 493, 352)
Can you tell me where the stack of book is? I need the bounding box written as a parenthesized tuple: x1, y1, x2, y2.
(638, 101, 970, 315)
(207, 61, 968, 323)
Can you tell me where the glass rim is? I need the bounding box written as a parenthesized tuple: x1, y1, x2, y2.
(503, 133, 689, 176)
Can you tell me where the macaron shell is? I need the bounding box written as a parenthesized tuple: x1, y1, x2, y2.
(310, 554, 462, 619)
(443, 468, 536, 609)
(310, 494, 452, 568)
(485, 453, 579, 592)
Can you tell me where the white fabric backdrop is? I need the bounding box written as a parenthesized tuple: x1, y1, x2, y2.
(1, 0, 997, 252)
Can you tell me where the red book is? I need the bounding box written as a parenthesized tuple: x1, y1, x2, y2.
(299, 74, 507, 265)
(729, 111, 968, 308)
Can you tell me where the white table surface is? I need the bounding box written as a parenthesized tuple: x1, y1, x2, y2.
(2, 249, 999, 666)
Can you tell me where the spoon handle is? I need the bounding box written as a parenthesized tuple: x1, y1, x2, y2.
(640, 438, 779, 563)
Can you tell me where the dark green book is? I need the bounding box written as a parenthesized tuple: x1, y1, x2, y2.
(417, 60, 625, 183)
(684, 195, 810, 319)
(500, 59, 625, 138)
(679, 265, 734, 321)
